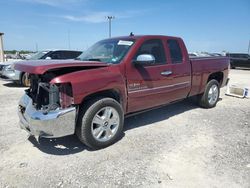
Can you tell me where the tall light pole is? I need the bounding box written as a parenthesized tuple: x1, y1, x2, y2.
(107, 16, 115, 38)
(0, 32, 4, 62)
(35, 42, 38, 52)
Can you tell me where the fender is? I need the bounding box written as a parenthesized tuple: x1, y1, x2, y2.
(50, 65, 128, 111)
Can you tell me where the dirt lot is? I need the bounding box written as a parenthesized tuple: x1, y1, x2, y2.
(0, 69, 249, 188)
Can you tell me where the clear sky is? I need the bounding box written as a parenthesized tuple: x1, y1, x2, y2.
(0, 0, 249, 53)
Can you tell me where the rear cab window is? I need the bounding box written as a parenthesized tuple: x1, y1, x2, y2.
(167, 39, 183, 64)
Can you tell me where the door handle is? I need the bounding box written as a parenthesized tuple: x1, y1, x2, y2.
(161, 70, 172, 76)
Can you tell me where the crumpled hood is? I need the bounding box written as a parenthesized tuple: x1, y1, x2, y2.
(14, 60, 109, 74)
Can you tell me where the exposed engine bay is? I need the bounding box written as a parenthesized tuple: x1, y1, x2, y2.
(26, 73, 73, 113)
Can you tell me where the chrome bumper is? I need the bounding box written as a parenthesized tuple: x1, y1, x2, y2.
(18, 94, 76, 138)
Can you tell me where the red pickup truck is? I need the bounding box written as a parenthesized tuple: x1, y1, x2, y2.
(15, 35, 229, 149)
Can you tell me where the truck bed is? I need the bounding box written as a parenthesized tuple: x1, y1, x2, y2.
(189, 56, 229, 96)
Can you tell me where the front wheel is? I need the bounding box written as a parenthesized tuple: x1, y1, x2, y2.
(21, 72, 30, 87)
(76, 97, 124, 149)
(198, 79, 220, 108)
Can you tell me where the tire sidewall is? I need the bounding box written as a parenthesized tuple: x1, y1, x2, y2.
(203, 80, 220, 108)
(78, 98, 124, 149)
(21, 73, 25, 85)
(21, 73, 30, 87)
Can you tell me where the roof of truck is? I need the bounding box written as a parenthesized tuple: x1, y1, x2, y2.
(106, 35, 181, 40)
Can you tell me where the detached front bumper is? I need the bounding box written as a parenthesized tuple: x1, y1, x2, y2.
(18, 94, 76, 138)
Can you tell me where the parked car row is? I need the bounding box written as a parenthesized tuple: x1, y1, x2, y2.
(226, 53, 250, 69)
(189, 52, 250, 69)
(0, 49, 82, 86)
(188, 52, 224, 57)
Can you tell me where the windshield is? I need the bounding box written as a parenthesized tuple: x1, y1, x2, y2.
(77, 39, 135, 64)
(29, 51, 49, 60)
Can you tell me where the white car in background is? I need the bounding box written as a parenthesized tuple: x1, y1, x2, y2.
(2, 49, 82, 86)
(189, 52, 223, 58)
(0, 59, 23, 76)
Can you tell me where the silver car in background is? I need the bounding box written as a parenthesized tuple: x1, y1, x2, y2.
(0, 59, 23, 76)
(2, 50, 82, 86)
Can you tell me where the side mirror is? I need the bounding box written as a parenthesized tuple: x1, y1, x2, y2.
(45, 57, 52, 60)
(134, 54, 155, 66)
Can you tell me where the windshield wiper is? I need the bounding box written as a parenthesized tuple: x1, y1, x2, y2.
(77, 58, 101, 62)
(87, 58, 101, 61)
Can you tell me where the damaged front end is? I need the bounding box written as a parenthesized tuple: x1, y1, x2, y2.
(18, 73, 76, 138)
(27, 74, 74, 113)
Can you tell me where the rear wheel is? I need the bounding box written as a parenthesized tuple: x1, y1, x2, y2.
(21, 72, 30, 87)
(198, 79, 220, 108)
(76, 97, 124, 149)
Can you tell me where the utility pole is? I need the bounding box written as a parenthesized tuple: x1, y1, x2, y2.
(35, 42, 38, 52)
(107, 16, 115, 38)
(0, 32, 5, 62)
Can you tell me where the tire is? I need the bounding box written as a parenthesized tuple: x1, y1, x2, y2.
(21, 72, 30, 87)
(198, 79, 220, 108)
(76, 97, 124, 149)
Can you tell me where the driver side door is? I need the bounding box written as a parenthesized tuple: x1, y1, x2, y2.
(126, 38, 174, 113)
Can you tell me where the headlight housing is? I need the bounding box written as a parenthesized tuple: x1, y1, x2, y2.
(27, 78, 74, 113)
(59, 83, 74, 109)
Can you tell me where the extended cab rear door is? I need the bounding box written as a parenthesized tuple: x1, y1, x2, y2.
(125, 36, 191, 113)
(165, 38, 192, 99)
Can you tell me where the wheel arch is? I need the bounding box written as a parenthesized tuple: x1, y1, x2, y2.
(207, 72, 224, 86)
(80, 89, 124, 110)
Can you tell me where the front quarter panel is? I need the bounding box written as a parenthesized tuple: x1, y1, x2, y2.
(50, 66, 127, 110)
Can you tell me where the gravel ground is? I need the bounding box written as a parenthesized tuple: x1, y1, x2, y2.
(0, 69, 249, 188)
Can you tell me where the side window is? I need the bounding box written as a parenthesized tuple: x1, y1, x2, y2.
(167, 40, 183, 64)
(71, 51, 82, 58)
(231, 54, 239, 58)
(135, 39, 166, 64)
(63, 51, 81, 59)
(49, 51, 64, 59)
(50, 51, 81, 59)
(61, 51, 71, 59)
(51, 51, 79, 59)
